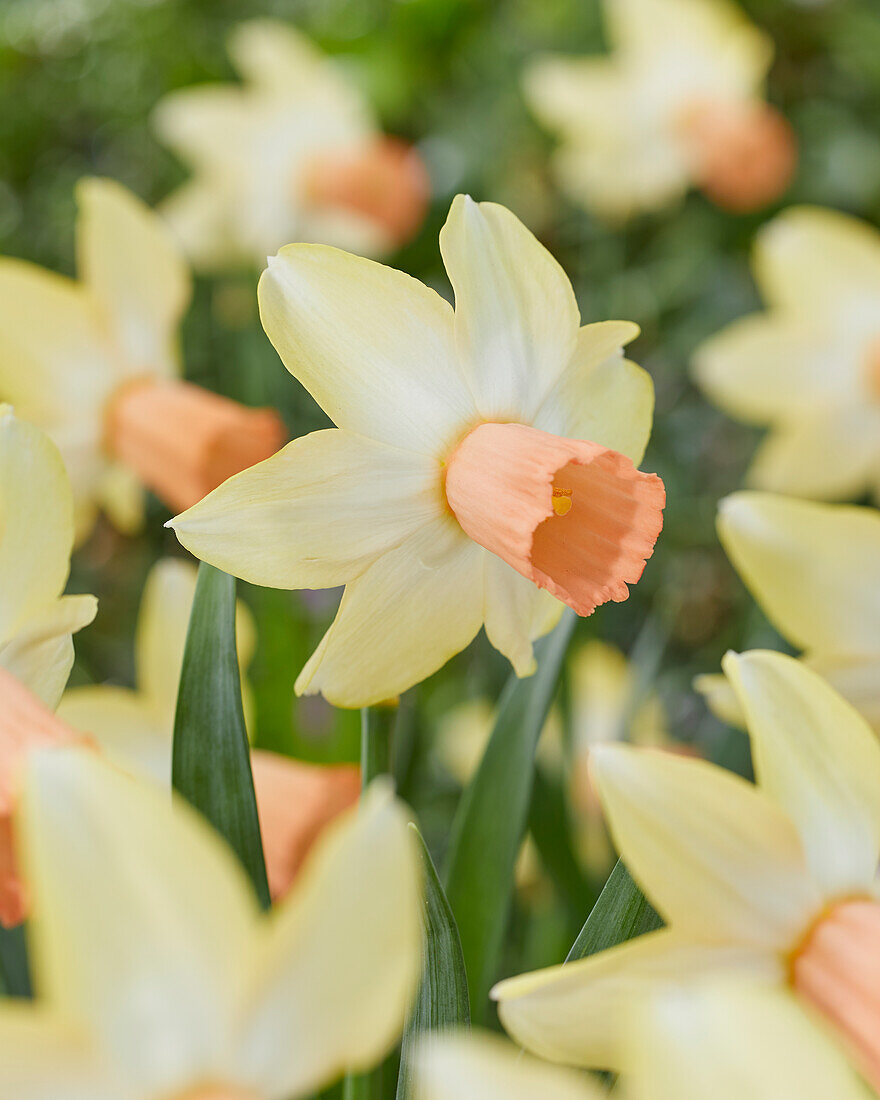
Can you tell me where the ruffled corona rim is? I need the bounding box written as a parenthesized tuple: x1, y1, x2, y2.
(105, 378, 287, 514)
(445, 422, 666, 617)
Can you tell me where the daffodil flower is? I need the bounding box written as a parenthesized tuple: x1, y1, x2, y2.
(0, 178, 284, 541)
(0, 406, 96, 707)
(0, 559, 359, 924)
(696, 491, 880, 731)
(694, 207, 880, 500)
(153, 20, 430, 270)
(494, 651, 880, 1091)
(0, 747, 420, 1099)
(415, 985, 871, 1099)
(524, 0, 795, 220)
(168, 196, 665, 707)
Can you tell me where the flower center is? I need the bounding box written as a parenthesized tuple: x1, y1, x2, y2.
(791, 897, 880, 1091)
(444, 422, 665, 616)
(301, 136, 430, 247)
(677, 98, 796, 213)
(104, 378, 286, 514)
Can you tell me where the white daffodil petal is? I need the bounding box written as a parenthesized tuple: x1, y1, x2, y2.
(296, 519, 484, 708)
(0, 408, 77, 645)
(483, 556, 564, 677)
(626, 982, 872, 1100)
(590, 743, 820, 947)
(235, 781, 421, 1097)
(413, 1031, 604, 1100)
(754, 205, 880, 319)
(57, 687, 170, 785)
(693, 314, 841, 425)
(724, 651, 880, 897)
(20, 748, 258, 1096)
(693, 671, 745, 728)
(0, 1005, 122, 1100)
(258, 246, 474, 456)
(717, 492, 880, 655)
(747, 408, 880, 502)
(806, 653, 880, 733)
(0, 594, 97, 708)
(75, 178, 190, 379)
(170, 429, 443, 592)
(533, 323, 652, 465)
(494, 928, 779, 1071)
(439, 195, 579, 419)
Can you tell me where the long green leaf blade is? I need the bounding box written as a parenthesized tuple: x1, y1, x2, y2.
(396, 824, 469, 1100)
(172, 562, 270, 909)
(566, 859, 662, 963)
(444, 610, 576, 1021)
(0, 924, 31, 998)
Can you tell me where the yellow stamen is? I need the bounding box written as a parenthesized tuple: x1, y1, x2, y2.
(552, 487, 573, 516)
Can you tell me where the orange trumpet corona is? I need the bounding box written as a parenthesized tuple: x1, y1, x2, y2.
(106, 379, 286, 514)
(792, 898, 880, 1092)
(445, 422, 665, 617)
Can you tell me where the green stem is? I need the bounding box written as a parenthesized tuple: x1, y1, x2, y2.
(359, 705, 396, 789)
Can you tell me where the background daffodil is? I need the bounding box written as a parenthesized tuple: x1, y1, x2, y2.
(57, 557, 359, 900)
(169, 196, 665, 707)
(523, 0, 795, 221)
(0, 748, 421, 1099)
(694, 207, 880, 501)
(0, 178, 284, 540)
(494, 651, 880, 1091)
(0, 406, 96, 708)
(153, 19, 430, 270)
(696, 491, 880, 732)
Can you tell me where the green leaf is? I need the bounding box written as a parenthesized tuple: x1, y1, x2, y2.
(172, 562, 270, 909)
(360, 705, 396, 788)
(444, 609, 576, 1022)
(566, 859, 662, 963)
(396, 824, 470, 1100)
(528, 766, 593, 922)
(0, 923, 31, 998)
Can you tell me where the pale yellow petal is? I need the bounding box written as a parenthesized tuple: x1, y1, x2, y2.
(258, 246, 474, 456)
(96, 463, 144, 536)
(590, 743, 819, 947)
(75, 178, 190, 378)
(524, 56, 622, 138)
(626, 982, 872, 1100)
(0, 594, 97, 708)
(414, 1031, 604, 1100)
(568, 640, 631, 756)
(693, 671, 745, 727)
(724, 650, 880, 897)
(295, 519, 484, 707)
(747, 408, 880, 501)
(0, 408, 83, 646)
(494, 928, 779, 1070)
(19, 748, 258, 1095)
(170, 429, 443, 591)
(754, 205, 880, 319)
(805, 653, 880, 733)
(234, 780, 421, 1097)
(693, 314, 843, 425)
(0, 1004, 121, 1099)
(533, 323, 652, 464)
(717, 491, 880, 655)
(439, 194, 579, 420)
(157, 177, 241, 272)
(483, 556, 564, 677)
(56, 687, 170, 784)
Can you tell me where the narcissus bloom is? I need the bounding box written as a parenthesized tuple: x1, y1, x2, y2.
(58, 557, 359, 898)
(169, 197, 665, 707)
(524, 0, 795, 220)
(694, 207, 880, 501)
(696, 492, 880, 731)
(415, 986, 870, 1099)
(0, 406, 95, 707)
(153, 20, 430, 270)
(0, 748, 420, 1099)
(495, 651, 880, 1091)
(0, 178, 284, 540)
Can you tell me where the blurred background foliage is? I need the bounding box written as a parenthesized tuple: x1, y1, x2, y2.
(3, 0, 880, 974)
